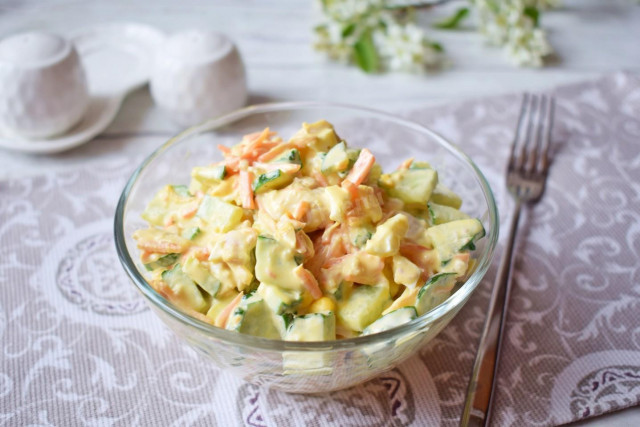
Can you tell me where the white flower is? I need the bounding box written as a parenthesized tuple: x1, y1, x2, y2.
(473, 0, 553, 67)
(505, 26, 552, 67)
(313, 23, 353, 63)
(322, 0, 384, 22)
(373, 24, 441, 73)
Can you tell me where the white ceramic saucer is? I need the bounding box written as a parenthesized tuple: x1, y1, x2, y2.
(0, 22, 165, 154)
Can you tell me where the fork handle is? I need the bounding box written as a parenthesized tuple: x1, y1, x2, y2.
(460, 199, 522, 427)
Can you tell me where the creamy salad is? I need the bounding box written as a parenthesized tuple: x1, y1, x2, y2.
(133, 120, 484, 341)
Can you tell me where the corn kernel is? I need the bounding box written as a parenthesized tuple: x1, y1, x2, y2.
(308, 296, 335, 314)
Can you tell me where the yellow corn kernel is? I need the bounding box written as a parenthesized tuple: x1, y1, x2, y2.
(308, 296, 335, 314)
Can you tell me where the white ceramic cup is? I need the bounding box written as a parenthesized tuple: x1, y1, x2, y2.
(0, 31, 89, 139)
(150, 30, 247, 127)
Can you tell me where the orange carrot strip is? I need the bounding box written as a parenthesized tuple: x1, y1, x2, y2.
(398, 157, 414, 170)
(215, 292, 244, 328)
(293, 200, 310, 221)
(241, 127, 270, 158)
(343, 148, 375, 186)
(314, 172, 328, 187)
(293, 265, 323, 300)
(180, 202, 199, 219)
(239, 170, 256, 209)
(141, 250, 152, 263)
(224, 156, 241, 173)
(323, 254, 348, 269)
(163, 215, 175, 227)
(342, 179, 359, 202)
(454, 252, 470, 262)
(189, 246, 210, 261)
(217, 144, 232, 156)
(257, 143, 292, 162)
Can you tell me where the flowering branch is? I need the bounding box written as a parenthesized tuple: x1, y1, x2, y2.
(313, 0, 557, 73)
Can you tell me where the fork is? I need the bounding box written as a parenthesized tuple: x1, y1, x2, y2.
(459, 93, 555, 427)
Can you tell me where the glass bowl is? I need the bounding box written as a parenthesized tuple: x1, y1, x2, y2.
(114, 102, 498, 393)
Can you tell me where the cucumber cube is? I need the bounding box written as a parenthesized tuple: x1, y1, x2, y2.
(196, 195, 243, 232)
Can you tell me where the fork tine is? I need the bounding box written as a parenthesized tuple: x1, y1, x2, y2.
(539, 96, 555, 174)
(518, 94, 538, 172)
(509, 93, 530, 171)
(528, 94, 547, 174)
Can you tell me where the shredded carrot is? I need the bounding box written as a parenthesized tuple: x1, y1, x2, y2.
(257, 143, 292, 162)
(293, 200, 309, 221)
(240, 127, 271, 160)
(293, 265, 323, 300)
(323, 254, 349, 269)
(187, 309, 215, 325)
(314, 172, 328, 187)
(399, 243, 436, 279)
(190, 246, 210, 261)
(239, 170, 256, 209)
(454, 252, 470, 262)
(217, 144, 232, 156)
(343, 148, 375, 186)
(342, 179, 359, 202)
(180, 202, 199, 219)
(398, 157, 414, 170)
(373, 186, 385, 205)
(163, 215, 175, 227)
(215, 292, 244, 328)
(140, 250, 151, 263)
(224, 156, 241, 173)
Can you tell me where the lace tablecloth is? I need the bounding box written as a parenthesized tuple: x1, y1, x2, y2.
(2, 72, 639, 426)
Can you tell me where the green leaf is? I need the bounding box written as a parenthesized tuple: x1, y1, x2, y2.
(353, 31, 379, 73)
(434, 7, 469, 30)
(342, 23, 356, 38)
(523, 6, 540, 27)
(429, 41, 444, 53)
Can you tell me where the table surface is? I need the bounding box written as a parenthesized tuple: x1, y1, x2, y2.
(1, 0, 639, 425)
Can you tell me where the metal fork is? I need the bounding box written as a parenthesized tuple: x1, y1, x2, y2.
(460, 93, 555, 427)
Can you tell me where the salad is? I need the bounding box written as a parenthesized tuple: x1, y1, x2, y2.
(133, 120, 485, 342)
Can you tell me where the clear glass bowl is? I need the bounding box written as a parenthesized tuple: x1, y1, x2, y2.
(114, 102, 498, 393)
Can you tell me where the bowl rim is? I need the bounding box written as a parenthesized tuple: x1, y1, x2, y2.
(114, 100, 499, 351)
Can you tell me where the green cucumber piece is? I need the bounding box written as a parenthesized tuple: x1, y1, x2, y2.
(409, 161, 432, 170)
(415, 272, 457, 315)
(181, 226, 201, 240)
(171, 185, 191, 197)
(285, 312, 336, 341)
(384, 168, 438, 206)
(161, 264, 207, 312)
(283, 313, 336, 375)
(226, 297, 281, 339)
(192, 165, 226, 181)
(182, 256, 220, 297)
(349, 225, 373, 248)
(321, 141, 349, 174)
(426, 218, 485, 262)
(144, 253, 179, 271)
(258, 283, 302, 314)
(337, 284, 390, 332)
(429, 202, 470, 225)
(196, 195, 243, 232)
(252, 170, 294, 194)
(430, 183, 462, 209)
(255, 236, 304, 291)
(273, 148, 302, 165)
(362, 306, 417, 335)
